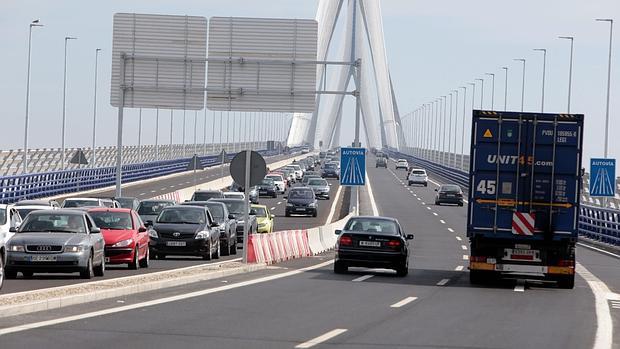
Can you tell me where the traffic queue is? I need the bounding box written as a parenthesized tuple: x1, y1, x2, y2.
(0, 153, 341, 288)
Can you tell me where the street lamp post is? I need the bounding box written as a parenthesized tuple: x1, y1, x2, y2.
(449, 90, 457, 167)
(23, 19, 43, 173)
(138, 108, 142, 162)
(91, 48, 101, 168)
(61, 36, 77, 170)
(460, 86, 467, 170)
(442, 95, 447, 165)
(155, 108, 159, 160)
(475, 78, 484, 110)
(514, 59, 526, 112)
(501, 67, 508, 111)
(596, 19, 613, 158)
(558, 36, 574, 113)
(485, 73, 495, 110)
(533, 48, 547, 112)
(169, 110, 173, 159)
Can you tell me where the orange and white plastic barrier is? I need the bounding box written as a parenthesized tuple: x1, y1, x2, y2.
(152, 190, 181, 203)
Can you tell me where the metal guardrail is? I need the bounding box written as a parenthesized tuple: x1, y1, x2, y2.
(0, 147, 303, 204)
(384, 148, 620, 247)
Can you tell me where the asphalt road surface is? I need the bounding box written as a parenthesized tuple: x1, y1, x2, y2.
(0, 155, 618, 348)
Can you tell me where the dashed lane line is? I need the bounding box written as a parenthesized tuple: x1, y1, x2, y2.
(426, 207, 431, 210)
(462, 255, 469, 260)
(296, 329, 348, 349)
(461, 245, 468, 250)
(448, 228, 455, 233)
(270, 207, 276, 210)
(456, 236, 462, 241)
(352, 275, 374, 282)
(390, 297, 418, 308)
(455, 266, 464, 271)
(440, 219, 446, 224)
(432, 212, 438, 216)
(436, 279, 450, 286)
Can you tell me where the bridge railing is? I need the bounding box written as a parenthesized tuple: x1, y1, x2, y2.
(384, 148, 620, 247)
(0, 147, 302, 204)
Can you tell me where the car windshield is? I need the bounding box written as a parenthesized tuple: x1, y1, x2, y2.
(345, 218, 399, 235)
(90, 211, 133, 230)
(193, 192, 222, 201)
(157, 208, 205, 224)
(223, 192, 244, 199)
(20, 213, 86, 233)
(440, 185, 461, 193)
(0, 208, 6, 225)
(324, 163, 336, 169)
(411, 170, 426, 175)
(212, 201, 245, 215)
(289, 190, 314, 199)
(205, 203, 225, 223)
(138, 201, 174, 215)
(261, 179, 274, 186)
(266, 175, 281, 181)
(252, 207, 267, 217)
(16, 208, 43, 219)
(63, 199, 98, 208)
(309, 179, 327, 186)
(115, 198, 136, 209)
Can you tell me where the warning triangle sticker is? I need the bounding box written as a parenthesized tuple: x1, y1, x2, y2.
(483, 129, 493, 138)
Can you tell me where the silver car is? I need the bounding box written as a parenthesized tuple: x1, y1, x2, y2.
(5, 210, 105, 279)
(307, 178, 331, 200)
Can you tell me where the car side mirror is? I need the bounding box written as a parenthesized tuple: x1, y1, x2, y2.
(211, 221, 220, 228)
(406, 234, 414, 240)
(138, 226, 147, 233)
(145, 220, 154, 227)
(271, 214, 276, 219)
(249, 209, 257, 215)
(90, 227, 101, 234)
(283, 196, 288, 199)
(228, 214, 235, 220)
(9, 227, 17, 233)
(335, 229, 342, 235)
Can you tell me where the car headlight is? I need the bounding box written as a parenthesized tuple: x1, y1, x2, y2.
(308, 202, 317, 207)
(8, 245, 25, 252)
(148, 229, 159, 238)
(286, 203, 294, 207)
(195, 231, 210, 239)
(65, 245, 85, 252)
(112, 239, 133, 248)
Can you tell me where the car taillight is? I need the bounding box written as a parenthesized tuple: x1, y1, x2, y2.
(339, 236, 353, 246)
(386, 240, 401, 247)
(558, 259, 575, 267)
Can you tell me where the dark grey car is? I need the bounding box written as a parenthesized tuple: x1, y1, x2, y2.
(307, 178, 331, 199)
(180, 201, 238, 256)
(137, 199, 177, 224)
(5, 210, 105, 279)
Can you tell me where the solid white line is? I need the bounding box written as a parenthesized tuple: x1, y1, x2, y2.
(577, 242, 620, 259)
(456, 236, 462, 241)
(448, 228, 455, 233)
(462, 255, 469, 260)
(325, 185, 343, 225)
(352, 274, 374, 282)
(432, 212, 438, 216)
(0, 259, 335, 336)
(461, 245, 468, 250)
(440, 219, 446, 224)
(576, 262, 617, 349)
(390, 296, 418, 308)
(436, 279, 450, 286)
(296, 329, 348, 348)
(455, 265, 464, 271)
(365, 173, 380, 216)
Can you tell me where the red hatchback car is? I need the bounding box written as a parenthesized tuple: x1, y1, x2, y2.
(87, 208, 150, 269)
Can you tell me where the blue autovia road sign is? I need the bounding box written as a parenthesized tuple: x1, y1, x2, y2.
(590, 158, 616, 197)
(340, 147, 366, 186)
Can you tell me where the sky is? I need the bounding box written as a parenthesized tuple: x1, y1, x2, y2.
(0, 0, 619, 165)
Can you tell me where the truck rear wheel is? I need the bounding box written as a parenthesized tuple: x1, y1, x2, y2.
(556, 275, 575, 289)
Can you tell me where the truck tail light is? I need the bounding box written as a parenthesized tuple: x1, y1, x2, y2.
(558, 259, 574, 267)
(470, 256, 487, 262)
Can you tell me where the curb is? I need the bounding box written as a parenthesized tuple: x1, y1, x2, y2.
(0, 262, 267, 318)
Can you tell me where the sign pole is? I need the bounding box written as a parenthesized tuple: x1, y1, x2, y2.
(354, 59, 362, 148)
(115, 53, 126, 197)
(243, 149, 251, 263)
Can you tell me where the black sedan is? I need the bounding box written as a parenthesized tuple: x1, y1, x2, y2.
(334, 216, 413, 276)
(321, 163, 339, 179)
(434, 184, 464, 206)
(258, 178, 278, 198)
(285, 187, 318, 217)
(149, 205, 220, 260)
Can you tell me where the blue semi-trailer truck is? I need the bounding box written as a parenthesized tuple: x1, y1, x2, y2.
(467, 110, 584, 288)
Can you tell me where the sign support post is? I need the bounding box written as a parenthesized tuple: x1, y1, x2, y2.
(115, 53, 126, 197)
(243, 149, 251, 263)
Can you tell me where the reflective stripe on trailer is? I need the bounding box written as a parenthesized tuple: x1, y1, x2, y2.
(512, 212, 535, 235)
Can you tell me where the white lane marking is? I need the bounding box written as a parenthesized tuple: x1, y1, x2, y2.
(461, 245, 468, 250)
(436, 279, 450, 286)
(160, 188, 166, 191)
(577, 242, 620, 259)
(390, 296, 418, 308)
(440, 220, 446, 224)
(150, 190, 156, 193)
(576, 262, 618, 349)
(325, 185, 343, 225)
(0, 259, 335, 336)
(186, 181, 191, 184)
(296, 329, 348, 348)
(448, 228, 455, 233)
(169, 185, 175, 188)
(352, 274, 374, 282)
(462, 255, 469, 260)
(421, 202, 426, 205)
(456, 236, 462, 241)
(514, 284, 525, 292)
(426, 207, 432, 210)
(139, 192, 146, 196)
(270, 207, 276, 210)
(277, 201, 282, 205)
(455, 265, 464, 271)
(611, 301, 620, 309)
(366, 173, 380, 216)
(413, 194, 417, 197)
(432, 212, 438, 216)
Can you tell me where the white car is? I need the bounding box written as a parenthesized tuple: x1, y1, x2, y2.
(265, 174, 287, 194)
(407, 168, 428, 186)
(0, 204, 23, 288)
(61, 197, 120, 208)
(14, 204, 57, 220)
(396, 159, 409, 170)
(287, 164, 304, 180)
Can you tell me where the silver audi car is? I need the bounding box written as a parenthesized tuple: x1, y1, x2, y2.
(5, 209, 105, 279)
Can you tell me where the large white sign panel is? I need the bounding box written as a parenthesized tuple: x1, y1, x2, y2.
(207, 17, 318, 113)
(110, 13, 207, 110)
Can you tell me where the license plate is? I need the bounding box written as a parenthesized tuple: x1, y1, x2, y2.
(446, 194, 455, 197)
(166, 241, 186, 247)
(30, 255, 57, 262)
(260, 191, 267, 194)
(505, 248, 540, 261)
(359, 241, 381, 247)
(295, 208, 306, 211)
